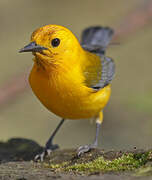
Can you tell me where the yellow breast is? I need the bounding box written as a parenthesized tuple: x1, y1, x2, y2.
(29, 62, 111, 119)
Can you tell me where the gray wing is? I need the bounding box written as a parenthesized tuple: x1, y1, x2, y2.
(81, 26, 115, 90)
(91, 56, 115, 90)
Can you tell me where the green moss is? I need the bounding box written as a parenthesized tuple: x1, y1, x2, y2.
(47, 151, 152, 174)
(65, 154, 142, 172)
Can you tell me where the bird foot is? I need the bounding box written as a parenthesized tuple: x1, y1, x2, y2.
(34, 144, 59, 162)
(77, 144, 96, 157)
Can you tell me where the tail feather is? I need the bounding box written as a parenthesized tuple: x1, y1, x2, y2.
(81, 26, 114, 54)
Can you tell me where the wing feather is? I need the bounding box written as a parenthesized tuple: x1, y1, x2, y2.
(81, 26, 115, 90)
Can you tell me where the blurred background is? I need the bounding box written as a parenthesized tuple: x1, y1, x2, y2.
(0, 0, 152, 150)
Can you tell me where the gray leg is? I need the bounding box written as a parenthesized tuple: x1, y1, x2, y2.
(35, 119, 65, 161)
(77, 122, 101, 157)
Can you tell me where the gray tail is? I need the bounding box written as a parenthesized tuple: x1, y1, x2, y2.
(81, 26, 114, 55)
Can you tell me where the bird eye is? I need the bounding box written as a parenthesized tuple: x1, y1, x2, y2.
(51, 38, 60, 47)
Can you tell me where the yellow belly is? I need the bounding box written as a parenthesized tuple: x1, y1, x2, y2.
(29, 64, 111, 119)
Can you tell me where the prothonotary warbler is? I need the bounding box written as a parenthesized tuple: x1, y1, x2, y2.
(19, 25, 115, 161)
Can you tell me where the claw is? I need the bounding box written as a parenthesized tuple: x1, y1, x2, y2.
(34, 143, 60, 162)
(77, 144, 96, 157)
(34, 149, 52, 162)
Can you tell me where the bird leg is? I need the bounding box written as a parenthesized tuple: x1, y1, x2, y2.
(34, 118, 65, 161)
(77, 111, 103, 157)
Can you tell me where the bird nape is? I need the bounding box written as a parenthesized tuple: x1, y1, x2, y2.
(19, 24, 115, 161)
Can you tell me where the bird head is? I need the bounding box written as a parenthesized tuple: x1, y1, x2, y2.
(19, 25, 82, 68)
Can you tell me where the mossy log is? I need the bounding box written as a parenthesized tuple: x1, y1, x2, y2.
(0, 138, 152, 180)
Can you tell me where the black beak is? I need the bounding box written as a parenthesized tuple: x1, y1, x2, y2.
(19, 42, 48, 53)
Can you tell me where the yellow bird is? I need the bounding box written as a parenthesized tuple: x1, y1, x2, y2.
(19, 25, 115, 161)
